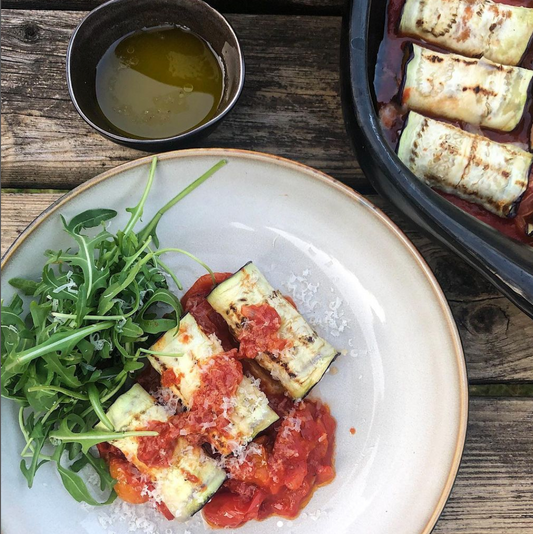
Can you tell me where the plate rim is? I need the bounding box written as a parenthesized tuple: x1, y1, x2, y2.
(1, 147, 468, 534)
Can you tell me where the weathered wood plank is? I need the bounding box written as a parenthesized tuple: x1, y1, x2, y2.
(1, 193, 62, 258)
(393, 224, 533, 384)
(3, 192, 532, 381)
(2, 0, 345, 14)
(1, 10, 363, 190)
(435, 398, 533, 533)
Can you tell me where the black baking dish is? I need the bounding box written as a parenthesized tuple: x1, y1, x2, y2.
(340, 0, 533, 319)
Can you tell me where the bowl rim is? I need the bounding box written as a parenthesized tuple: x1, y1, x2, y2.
(65, 0, 245, 145)
(1, 147, 469, 534)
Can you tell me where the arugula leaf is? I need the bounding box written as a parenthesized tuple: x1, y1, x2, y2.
(50, 419, 158, 455)
(136, 287, 182, 334)
(86, 453, 116, 491)
(74, 282, 89, 328)
(37, 265, 79, 302)
(2, 321, 114, 380)
(60, 224, 113, 301)
(96, 253, 155, 316)
(66, 209, 117, 234)
(43, 353, 82, 389)
(19, 412, 49, 488)
(71, 451, 116, 492)
(57, 463, 117, 506)
(7, 293, 24, 314)
(23, 365, 57, 412)
(9, 278, 40, 296)
(122, 157, 158, 237)
(87, 384, 114, 431)
(118, 317, 144, 339)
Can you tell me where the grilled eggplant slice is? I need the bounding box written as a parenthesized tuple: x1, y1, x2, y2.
(398, 111, 532, 218)
(148, 314, 278, 455)
(403, 45, 533, 132)
(97, 384, 225, 520)
(400, 0, 533, 66)
(207, 263, 339, 399)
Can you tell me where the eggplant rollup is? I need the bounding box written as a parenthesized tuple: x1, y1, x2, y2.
(96, 384, 226, 520)
(400, 0, 533, 66)
(403, 45, 533, 132)
(207, 263, 339, 400)
(148, 314, 278, 455)
(398, 111, 532, 217)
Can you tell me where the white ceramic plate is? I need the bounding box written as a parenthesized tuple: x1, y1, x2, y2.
(1, 149, 467, 534)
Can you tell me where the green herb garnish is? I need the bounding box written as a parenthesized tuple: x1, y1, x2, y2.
(1, 157, 226, 504)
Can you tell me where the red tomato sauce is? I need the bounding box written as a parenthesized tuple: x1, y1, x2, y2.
(439, 182, 533, 244)
(133, 348, 244, 459)
(239, 304, 291, 358)
(99, 273, 337, 527)
(203, 395, 336, 529)
(137, 420, 177, 468)
(182, 272, 236, 351)
(170, 349, 244, 452)
(161, 367, 181, 389)
(96, 442, 175, 519)
(375, 0, 533, 244)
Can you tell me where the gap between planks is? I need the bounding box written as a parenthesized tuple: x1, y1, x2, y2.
(3, 191, 533, 383)
(469, 384, 533, 397)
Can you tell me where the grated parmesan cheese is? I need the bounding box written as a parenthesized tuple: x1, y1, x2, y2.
(246, 375, 261, 389)
(279, 413, 302, 440)
(52, 278, 78, 295)
(89, 333, 110, 351)
(115, 317, 127, 333)
(92, 495, 211, 534)
(308, 508, 327, 521)
(220, 396, 238, 421)
(283, 269, 350, 340)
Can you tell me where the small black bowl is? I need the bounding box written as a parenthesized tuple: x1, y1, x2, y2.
(66, 0, 244, 151)
(340, 0, 533, 318)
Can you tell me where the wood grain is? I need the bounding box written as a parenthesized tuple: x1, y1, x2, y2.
(435, 398, 533, 533)
(3, 192, 532, 382)
(3, 0, 345, 15)
(1, 10, 364, 190)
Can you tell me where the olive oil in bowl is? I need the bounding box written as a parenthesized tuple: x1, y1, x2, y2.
(95, 25, 224, 140)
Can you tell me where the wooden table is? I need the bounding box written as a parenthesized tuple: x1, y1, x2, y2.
(2, 0, 532, 531)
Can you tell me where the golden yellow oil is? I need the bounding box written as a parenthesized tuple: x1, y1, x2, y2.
(95, 25, 223, 139)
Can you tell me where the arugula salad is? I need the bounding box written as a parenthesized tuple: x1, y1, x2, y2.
(0, 157, 226, 505)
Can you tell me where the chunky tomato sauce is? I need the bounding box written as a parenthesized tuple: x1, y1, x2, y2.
(182, 272, 236, 351)
(139, 349, 244, 457)
(97, 442, 175, 519)
(99, 273, 337, 527)
(375, 0, 533, 244)
(203, 395, 336, 529)
(137, 420, 177, 467)
(239, 304, 291, 358)
(175, 349, 244, 452)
